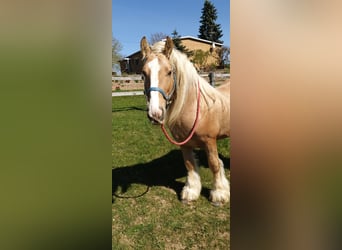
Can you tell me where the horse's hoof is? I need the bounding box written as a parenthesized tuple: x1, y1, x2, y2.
(181, 199, 192, 205)
(211, 201, 223, 207)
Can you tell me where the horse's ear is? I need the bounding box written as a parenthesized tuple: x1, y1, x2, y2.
(140, 36, 151, 58)
(164, 36, 173, 58)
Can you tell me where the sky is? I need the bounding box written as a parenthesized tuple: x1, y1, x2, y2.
(112, 0, 230, 57)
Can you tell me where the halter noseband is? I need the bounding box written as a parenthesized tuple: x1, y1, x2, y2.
(144, 70, 177, 107)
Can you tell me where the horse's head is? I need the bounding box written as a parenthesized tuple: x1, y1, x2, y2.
(140, 36, 176, 124)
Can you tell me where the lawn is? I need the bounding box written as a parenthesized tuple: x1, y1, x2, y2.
(112, 95, 230, 249)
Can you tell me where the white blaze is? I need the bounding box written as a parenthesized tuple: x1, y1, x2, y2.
(147, 58, 162, 118)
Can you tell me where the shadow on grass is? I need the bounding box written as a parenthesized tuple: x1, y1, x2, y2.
(112, 106, 146, 113)
(112, 149, 230, 203)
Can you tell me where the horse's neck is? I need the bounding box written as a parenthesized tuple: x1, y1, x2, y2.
(176, 71, 198, 101)
(169, 73, 198, 120)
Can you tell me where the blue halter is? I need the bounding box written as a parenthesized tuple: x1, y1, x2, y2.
(144, 71, 177, 107)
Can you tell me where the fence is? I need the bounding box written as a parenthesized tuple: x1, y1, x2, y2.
(112, 74, 230, 91)
(112, 74, 230, 82)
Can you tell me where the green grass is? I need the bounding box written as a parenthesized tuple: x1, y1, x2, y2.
(112, 96, 230, 249)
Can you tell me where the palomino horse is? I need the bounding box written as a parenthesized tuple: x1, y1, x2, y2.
(140, 36, 230, 205)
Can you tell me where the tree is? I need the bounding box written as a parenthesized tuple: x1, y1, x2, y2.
(198, 0, 223, 44)
(216, 46, 230, 68)
(191, 49, 210, 72)
(171, 30, 193, 57)
(149, 32, 168, 44)
(112, 36, 123, 67)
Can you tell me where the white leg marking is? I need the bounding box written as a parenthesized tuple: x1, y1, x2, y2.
(181, 169, 202, 201)
(147, 58, 162, 118)
(210, 159, 230, 203)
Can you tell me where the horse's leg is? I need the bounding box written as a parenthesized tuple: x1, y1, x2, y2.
(205, 139, 230, 205)
(180, 146, 201, 203)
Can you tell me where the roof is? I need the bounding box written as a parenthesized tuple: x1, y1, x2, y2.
(119, 50, 141, 61)
(123, 35, 224, 59)
(178, 36, 223, 47)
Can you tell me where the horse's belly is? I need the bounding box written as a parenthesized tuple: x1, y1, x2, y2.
(196, 108, 230, 140)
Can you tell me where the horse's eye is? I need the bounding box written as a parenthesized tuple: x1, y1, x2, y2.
(167, 71, 172, 76)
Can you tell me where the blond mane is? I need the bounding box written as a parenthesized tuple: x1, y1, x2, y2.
(151, 41, 225, 126)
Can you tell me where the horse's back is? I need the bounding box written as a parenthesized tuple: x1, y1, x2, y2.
(216, 80, 230, 97)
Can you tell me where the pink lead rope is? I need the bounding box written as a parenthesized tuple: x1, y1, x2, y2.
(160, 79, 201, 146)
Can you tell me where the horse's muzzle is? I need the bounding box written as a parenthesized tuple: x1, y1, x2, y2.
(147, 107, 165, 125)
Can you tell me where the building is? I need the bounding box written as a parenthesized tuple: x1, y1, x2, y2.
(119, 36, 223, 74)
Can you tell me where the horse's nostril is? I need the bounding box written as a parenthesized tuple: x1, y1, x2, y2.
(146, 106, 165, 124)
